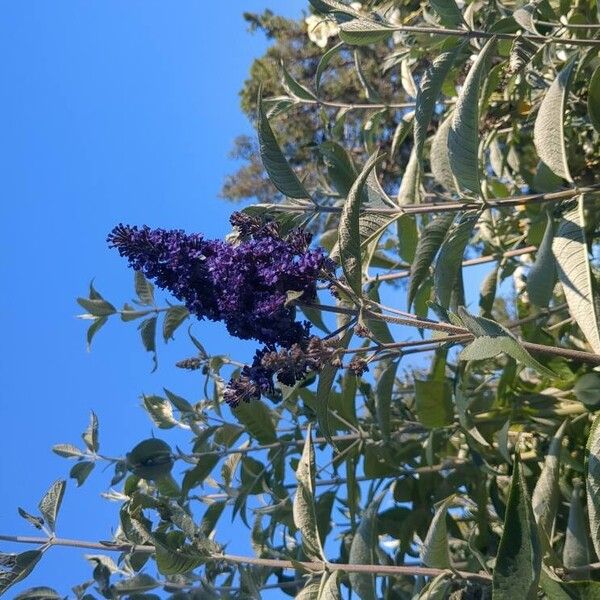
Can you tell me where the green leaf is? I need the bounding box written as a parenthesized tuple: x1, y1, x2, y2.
(162, 305, 189, 342)
(430, 0, 464, 27)
(420, 495, 455, 569)
(527, 211, 556, 307)
(415, 378, 454, 428)
(69, 461, 94, 487)
(52, 444, 84, 458)
(281, 62, 317, 101)
(134, 271, 155, 306)
(492, 457, 541, 599)
(113, 573, 159, 594)
(396, 147, 421, 205)
(531, 420, 567, 541)
(457, 307, 556, 377)
(14, 586, 61, 600)
(85, 316, 108, 350)
(315, 327, 353, 444)
(233, 399, 277, 444)
(126, 438, 173, 481)
(479, 265, 498, 317)
(82, 411, 99, 453)
(257, 90, 310, 200)
(533, 57, 576, 182)
(319, 140, 357, 198)
(315, 42, 343, 93)
(318, 571, 341, 599)
(408, 212, 455, 309)
(553, 196, 600, 354)
(17, 508, 44, 530)
(293, 424, 326, 561)
(434, 211, 479, 309)
(0, 550, 44, 596)
(414, 44, 462, 162)
(513, 3, 538, 33)
(563, 482, 590, 575)
(338, 152, 383, 296)
(338, 19, 393, 46)
(586, 413, 600, 561)
(574, 373, 600, 409)
(138, 316, 157, 371)
(38, 480, 65, 534)
(375, 359, 398, 442)
(348, 494, 384, 600)
(143, 395, 177, 429)
(588, 65, 600, 133)
(77, 297, 117, 317)
(448, 37, 496, 194)
(430, 113, 456, 191)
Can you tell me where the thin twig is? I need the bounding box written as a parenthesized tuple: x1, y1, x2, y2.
(261, 185, 600, 217)
(381, 23, 600, 47)
(0, 534, 492, 583)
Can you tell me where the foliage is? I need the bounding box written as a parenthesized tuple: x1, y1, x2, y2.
(6, 1, 600, 599)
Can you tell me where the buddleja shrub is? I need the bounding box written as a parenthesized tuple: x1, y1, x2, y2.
(5, 0, 600, 598)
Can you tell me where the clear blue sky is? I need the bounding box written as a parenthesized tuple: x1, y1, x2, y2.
(0, 2, 306, 595)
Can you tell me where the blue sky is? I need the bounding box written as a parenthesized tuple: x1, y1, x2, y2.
(0, 2, 306, 595)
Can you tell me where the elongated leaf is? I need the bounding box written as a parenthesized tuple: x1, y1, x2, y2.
(339, 153, 383, 296)
(52, 444, 84, 458)
(38, 480, 66, 534)
(448, 37, 496, 194)
(414, 45, 462, 161)
(315, 328, 353, 444)
(408, 212, 455, 309)
(430, 0, 464, 27)
(492, 457, 541, 599)
(85, 316, 108, 350)
(553, 196, 600, 354)
(396, 147, 421, 205)
(163, 305, 189, 341)
(375, 360, 398, 442)
(563, 482, 590, 576)
(281, 62, 317, 101)
(316, 42, 344, 92)
(318, 571, 341, 599)
(77, 297, 116, 317)
(513, 3, 538, 33)
(533, 57, 576, 182)
(134, 271, 154, 306)
(349, 494, 384, 600)
(0, 550, 44, 596)
(434, 211, 478, 309)
(479, 265, 498, 317)
(82, 411, 99, 453)
(420, 495, 455, 568)
(320, 140, 358, 202)
(14, 586, 61, 600)
(233, 400, 277, 444)
(586, 413, 600, 561)
(430, 113, 456, 191)
(589, 65, 600, 133)
(138, 316, 157, 371)
(338, 19, 393, 46)
(257, 92, 310, 199)
(70, 461, 94, 487)
(528, 212, 556, 307)
(143, 395, 177, 429)
(458, 307, 555, 377)
(415, 378, 454, 428)
(531, 420, 567, 540)
(294, 425, 325, 560)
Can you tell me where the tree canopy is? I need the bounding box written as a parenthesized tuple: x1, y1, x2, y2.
(5, 0, 600, 598)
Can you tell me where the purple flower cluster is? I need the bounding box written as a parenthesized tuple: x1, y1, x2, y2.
(108, 213, 335, 406)
(108, 213, 332, 348)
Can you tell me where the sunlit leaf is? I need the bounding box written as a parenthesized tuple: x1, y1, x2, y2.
(533, 57, 576, 182)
